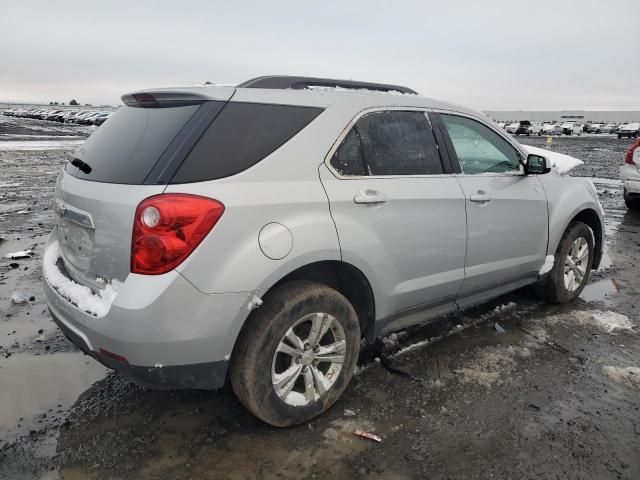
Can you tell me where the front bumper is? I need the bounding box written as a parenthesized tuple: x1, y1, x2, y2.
(42, 229, 253, 389)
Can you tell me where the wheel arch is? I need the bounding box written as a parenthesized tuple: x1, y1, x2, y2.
(570, 208, 603, 269)
(270, 260, 377, 341)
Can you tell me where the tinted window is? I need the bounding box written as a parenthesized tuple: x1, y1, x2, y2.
(66, 104, 199, 184)
(441, 114, 521, 174)
(330, 128, 366, 176)
(171, 102, 323, 183)
(356, 111, 443, 176)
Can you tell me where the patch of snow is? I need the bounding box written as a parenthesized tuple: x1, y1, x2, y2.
(534, 309, 635, 335)
(538, 255, 555, 275)
(247, 295, 263, 311)
(43, 240, 119, 317)
(306, 85, 416, 95)
(582, 311, 635, 334)
(5, 249, 33, 259)
(455, 345, 533, 387)
(602, 366, 640, 388)
(394, 338, 432, 357)
(523, 145, 583, 175)
(10, 291, 28, 304)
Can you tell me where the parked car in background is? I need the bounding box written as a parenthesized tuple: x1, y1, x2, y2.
(541, 123, 556, 135)
(93, 112, 112, 126)
(551, 124, 564, 136)
(77, 112, 102, 125)
(515, 120, 532, 135)
(43, 75, 604, 426)
(529, 122, 544, 136)
(617, 123, 640, 139)
(561, 122, 582, 136)
(600, 123, 618, 134)
(586, 124, 603, 134)
(505, 122, 519, 134)
(621, 138, 640, 210)
(496, 122, 506, 129)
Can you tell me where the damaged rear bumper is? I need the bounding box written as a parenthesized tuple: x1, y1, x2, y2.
(42, 229, 254, 390)
(49, 307, 229, 390)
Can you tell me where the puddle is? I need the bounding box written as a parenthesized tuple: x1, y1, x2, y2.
(0, 352, 107, 437)
(580, 278, 619, 303)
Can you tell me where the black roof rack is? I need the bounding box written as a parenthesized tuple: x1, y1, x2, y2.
(237, 76, 417, 95)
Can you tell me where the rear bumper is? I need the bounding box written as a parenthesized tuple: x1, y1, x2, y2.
(42, 229, 253, 390)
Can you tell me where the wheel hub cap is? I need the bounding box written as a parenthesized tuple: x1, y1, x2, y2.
(271, 312, 346, 407)
(564, 237, 589, 292)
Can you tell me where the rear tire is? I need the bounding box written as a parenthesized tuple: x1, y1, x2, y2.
(537, 222, 594, 303)
(230, 280, 360, 427)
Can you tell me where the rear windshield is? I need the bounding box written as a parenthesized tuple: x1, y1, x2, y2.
(66, 104, 199, 184)
(170, 102, 323, 183)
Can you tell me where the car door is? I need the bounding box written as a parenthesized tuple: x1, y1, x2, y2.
(319, 109, 467, 330)
(435, 112, 548, 298)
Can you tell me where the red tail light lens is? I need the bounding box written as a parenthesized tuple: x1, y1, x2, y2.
(625, 138, 640, 165)
(131, 194, 224, 275)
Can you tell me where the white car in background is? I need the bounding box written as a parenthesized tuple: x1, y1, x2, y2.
(505, 122, 519, 134)
(529, 122, 544, 136)
(541, 123, 556, 135)
(561, 122, 582, 136)
(621, 138, 640, 209)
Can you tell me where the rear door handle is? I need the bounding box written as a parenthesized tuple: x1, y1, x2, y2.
(469, 192, 492, 203)
(354, 190, 388, 205)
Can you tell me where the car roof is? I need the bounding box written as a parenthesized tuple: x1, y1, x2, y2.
(123, 75, 483, 119)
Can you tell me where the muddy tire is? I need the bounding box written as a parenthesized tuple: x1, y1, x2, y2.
(230, 280, 360, 427)
(538, 222, 594, 303)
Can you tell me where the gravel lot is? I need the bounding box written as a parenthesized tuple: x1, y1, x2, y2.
(1, 117, 639, 480)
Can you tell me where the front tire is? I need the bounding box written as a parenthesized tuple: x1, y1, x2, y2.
(230, 281, 360, 427)
(538, 222, 594, 303)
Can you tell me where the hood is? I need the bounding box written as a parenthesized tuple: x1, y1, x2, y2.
(522, 145, 584, 175)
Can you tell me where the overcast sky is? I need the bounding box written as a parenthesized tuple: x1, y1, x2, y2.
(1, 0, 638, 110)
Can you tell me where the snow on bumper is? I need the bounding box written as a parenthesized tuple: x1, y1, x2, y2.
(43, 240, 119, 317)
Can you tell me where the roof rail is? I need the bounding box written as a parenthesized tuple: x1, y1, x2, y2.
(237, 76, 417, 95)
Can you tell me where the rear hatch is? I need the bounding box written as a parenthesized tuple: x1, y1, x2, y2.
(55, 88, 234, 290)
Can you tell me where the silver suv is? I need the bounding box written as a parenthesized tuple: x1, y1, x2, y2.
(43, 76, 604, 426)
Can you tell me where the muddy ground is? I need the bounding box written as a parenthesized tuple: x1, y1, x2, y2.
(1, 116, 639, 479)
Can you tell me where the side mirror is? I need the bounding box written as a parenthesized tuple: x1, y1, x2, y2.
(525, 154, 551, 174)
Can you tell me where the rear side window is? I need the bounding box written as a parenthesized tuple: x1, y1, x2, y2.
(171, 102, 323, 183)
(330, 129, 366, 176)
(355, 111, 443, 176)
(66, 105, 199, 184)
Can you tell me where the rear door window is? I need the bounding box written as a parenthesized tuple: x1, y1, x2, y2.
(66, 104, 200, 184)
(171, 102, 323, 183)
(355, 111, 443, 176)
(331, 111, 444, 176)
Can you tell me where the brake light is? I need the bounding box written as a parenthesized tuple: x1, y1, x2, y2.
(131, 194, 224, 275)
(625, 138, 640, 165)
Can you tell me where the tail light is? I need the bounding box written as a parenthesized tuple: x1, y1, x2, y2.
(132, 194, 224, 275)
(625, 138, 640, 165)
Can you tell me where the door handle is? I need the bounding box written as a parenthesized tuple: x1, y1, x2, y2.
(353, 190, 388, 205)
(469, 192, 492, 203)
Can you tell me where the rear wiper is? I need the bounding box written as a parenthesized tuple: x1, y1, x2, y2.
(70, 158, 92, 174)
